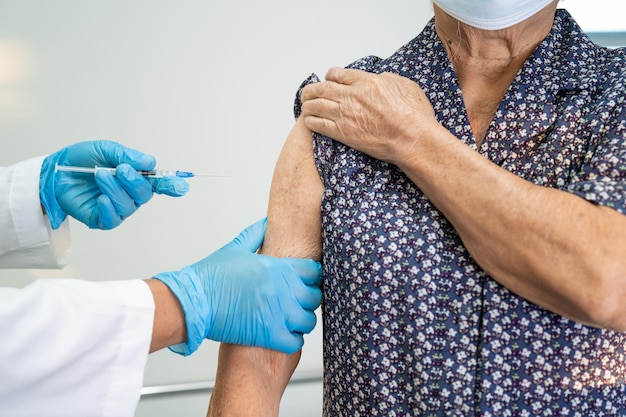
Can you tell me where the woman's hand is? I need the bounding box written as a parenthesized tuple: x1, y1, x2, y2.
(300, 67, 438, 165)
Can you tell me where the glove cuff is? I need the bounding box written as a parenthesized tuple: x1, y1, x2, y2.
(39, 154, 68, 229)
(153, 268, 210, 356)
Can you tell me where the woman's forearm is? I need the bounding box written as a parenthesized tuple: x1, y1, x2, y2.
(207, 345, 301, 417)
(396, 125, 626, 329)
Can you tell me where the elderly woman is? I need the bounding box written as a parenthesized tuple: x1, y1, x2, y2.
(208, 1, 626, 416)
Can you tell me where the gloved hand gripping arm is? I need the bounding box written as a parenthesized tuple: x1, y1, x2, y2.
(40, 140, 189, 230)
(154, 218, 323, 355)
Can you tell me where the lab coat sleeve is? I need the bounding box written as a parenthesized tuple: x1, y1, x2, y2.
(0, 156, 71, 269)
(0, 278, 155, 417)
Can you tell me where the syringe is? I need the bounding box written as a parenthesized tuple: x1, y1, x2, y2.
(55, 164, 205, 178)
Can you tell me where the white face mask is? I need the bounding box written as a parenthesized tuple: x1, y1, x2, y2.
(432, 0, 554, 30)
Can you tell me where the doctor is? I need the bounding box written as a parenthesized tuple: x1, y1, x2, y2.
(0, 140, 323, 417)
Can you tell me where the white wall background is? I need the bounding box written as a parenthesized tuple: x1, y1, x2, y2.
(561, 0, 626, 32)
(0, 1, 617, 416)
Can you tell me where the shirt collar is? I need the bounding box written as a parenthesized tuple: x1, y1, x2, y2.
(487, 9, 599, 147)
(525, 8, 598, 96)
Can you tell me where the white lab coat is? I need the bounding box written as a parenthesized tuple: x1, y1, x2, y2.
(0, 157, 155, 417)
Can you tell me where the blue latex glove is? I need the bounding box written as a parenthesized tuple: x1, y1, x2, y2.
(154, 218, 323, 356)
(40, 140, 189, 229)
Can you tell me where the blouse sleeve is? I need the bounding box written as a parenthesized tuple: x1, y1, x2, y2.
(567, 78, 626, 215)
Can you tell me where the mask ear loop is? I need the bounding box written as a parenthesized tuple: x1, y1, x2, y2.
(454, 21, 464, 59)
(444, 21, 468, 66)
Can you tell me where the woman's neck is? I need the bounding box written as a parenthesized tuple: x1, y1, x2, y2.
(432, 2, 558, 145)
(434, 3, 557, 76)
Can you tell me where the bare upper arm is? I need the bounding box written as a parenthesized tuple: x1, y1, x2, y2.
(207, 117, 324, 417)
(262, 116, 323, 260)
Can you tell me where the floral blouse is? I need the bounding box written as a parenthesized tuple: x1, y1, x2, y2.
(295, 9, 626, 417)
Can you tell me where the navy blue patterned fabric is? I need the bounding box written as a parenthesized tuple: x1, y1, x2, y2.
(294, 9, 626, 417)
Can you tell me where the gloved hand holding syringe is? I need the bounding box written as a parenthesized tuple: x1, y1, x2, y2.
(40, 140, 226, 230)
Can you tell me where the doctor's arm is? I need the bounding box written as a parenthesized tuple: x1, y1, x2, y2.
(207, 117, 324, 417)
(145, 279, 186, 352)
